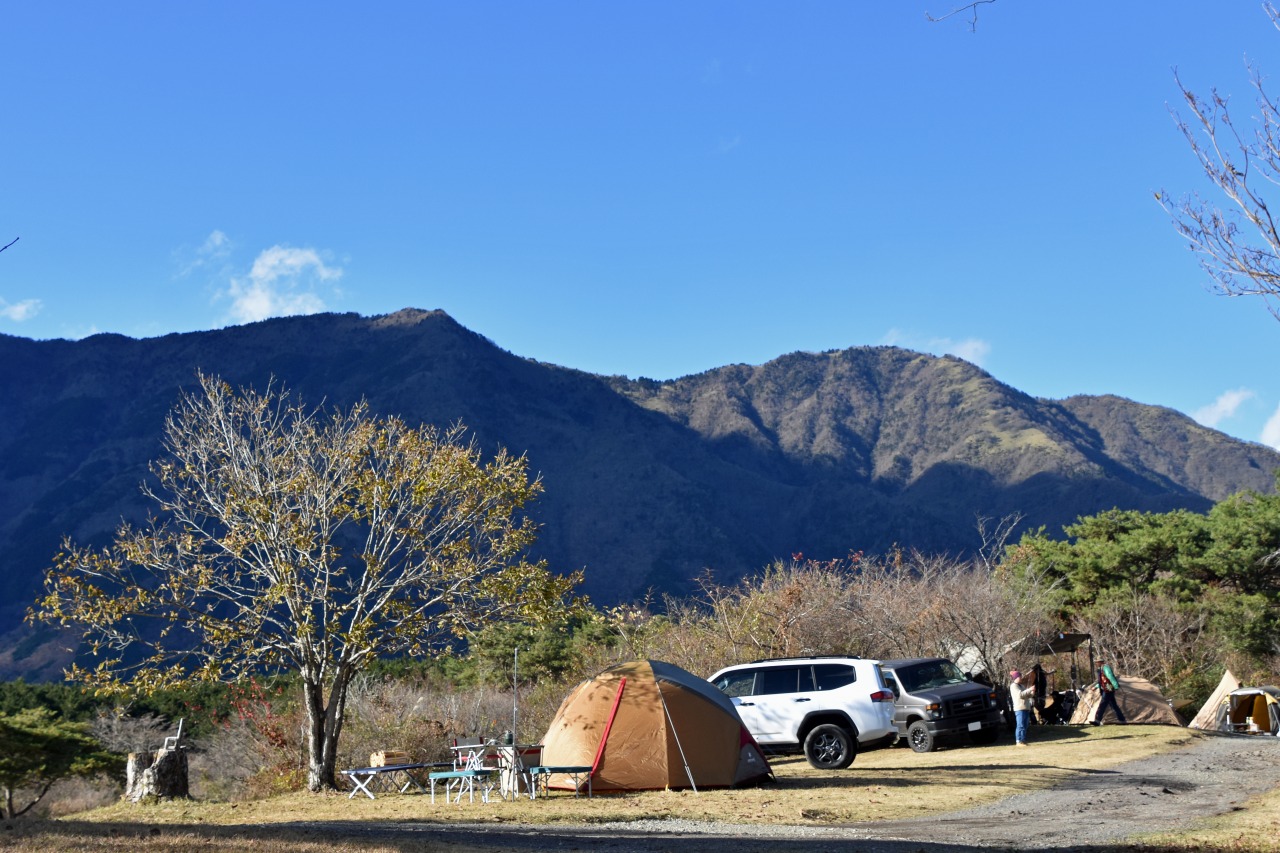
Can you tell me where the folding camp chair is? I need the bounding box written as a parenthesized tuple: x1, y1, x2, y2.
(429, 737, 497, 804)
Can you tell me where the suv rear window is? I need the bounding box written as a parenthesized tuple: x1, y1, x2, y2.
(757, 665, 811, 694)
(813, 663, 857, 690)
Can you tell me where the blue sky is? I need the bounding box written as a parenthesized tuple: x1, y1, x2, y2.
(4, 1, 1280, 451)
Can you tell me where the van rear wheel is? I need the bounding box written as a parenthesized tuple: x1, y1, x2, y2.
(803, 724, 856, 769)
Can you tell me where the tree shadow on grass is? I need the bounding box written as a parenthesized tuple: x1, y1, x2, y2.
(1, 816, 1168, 853)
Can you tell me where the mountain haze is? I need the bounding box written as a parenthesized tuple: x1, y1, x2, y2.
(3, 309, 1277, 679)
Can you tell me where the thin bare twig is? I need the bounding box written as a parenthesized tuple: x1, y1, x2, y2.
(0, 237, 17, 254)
(926, 0, 998, 32)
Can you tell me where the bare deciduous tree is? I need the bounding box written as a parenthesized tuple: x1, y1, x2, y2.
(641, 545, 1057, 683)
(848, 549, 1057, 677)
(31, 373, 579, 791)
(1075, 589, 1216, 692)
(1160, 4, 1280, 318)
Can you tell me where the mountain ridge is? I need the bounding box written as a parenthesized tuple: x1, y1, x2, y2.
(2, 308, 1277, 679)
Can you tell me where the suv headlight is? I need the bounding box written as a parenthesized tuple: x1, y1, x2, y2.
(925, 702, 942, 720)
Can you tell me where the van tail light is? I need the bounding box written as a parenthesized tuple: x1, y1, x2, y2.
(870, 689, 894, 702)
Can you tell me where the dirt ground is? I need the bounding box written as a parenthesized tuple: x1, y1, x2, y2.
(278, 731, 1280, 852)
(6, 731, 1278, 852)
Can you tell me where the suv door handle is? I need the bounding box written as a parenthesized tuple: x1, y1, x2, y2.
(739, 701, 755, 707)
(794, 698, 811, 702)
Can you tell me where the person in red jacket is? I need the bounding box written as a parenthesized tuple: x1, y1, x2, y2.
(1091, 660, 1128, 725)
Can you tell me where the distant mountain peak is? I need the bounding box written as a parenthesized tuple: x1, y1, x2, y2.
(372, 307, 453, 327)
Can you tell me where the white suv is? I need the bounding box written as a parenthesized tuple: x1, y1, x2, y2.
(708, 656, 897, 769)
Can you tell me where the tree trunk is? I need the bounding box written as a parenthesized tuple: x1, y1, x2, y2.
(303, 670, 354, 792)
(124, 747, 189, 802)
(303, 678, 335, 792)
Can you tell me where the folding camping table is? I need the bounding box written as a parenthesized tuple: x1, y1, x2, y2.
(340, 762, 447, 799)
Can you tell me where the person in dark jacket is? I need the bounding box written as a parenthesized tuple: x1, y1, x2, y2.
(1031, 663, 1048, 723)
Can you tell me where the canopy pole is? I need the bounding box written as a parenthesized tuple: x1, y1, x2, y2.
(656, 679, 697, 793)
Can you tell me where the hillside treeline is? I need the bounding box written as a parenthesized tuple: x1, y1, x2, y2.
(4, 478, 1278, 811)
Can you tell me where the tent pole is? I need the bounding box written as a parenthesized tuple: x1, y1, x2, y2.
(592, 677, 627, 776)
(656, 679, 697, 793)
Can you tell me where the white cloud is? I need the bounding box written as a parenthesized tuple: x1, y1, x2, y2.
(200, 229, 231, 259)
(880, 329, 991, 367)
(1261, 404, 1280, 451)
(947, 338, 991, 366)
(222, 245, 343, 325)
(0, 297, 42, 322)
(1192, 388, 1257, 428)
(176, 229, 233, 277)
(717, 135, 743, 154)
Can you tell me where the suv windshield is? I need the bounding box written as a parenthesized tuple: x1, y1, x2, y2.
(894, 660, 968, 692)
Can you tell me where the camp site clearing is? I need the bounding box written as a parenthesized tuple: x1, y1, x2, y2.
(7, 725, 1280, 852)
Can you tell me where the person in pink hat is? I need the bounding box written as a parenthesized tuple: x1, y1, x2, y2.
(1009, 670, 1036, 746)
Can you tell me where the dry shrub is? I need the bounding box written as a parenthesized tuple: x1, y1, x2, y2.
(339, 673, 554, 765)
(39, 774, 121, 817)
(339, 674, 461, 765)
(188, 680, 305, 802)
(627, 553, 1058, 679)
(90, 709, 172, 754)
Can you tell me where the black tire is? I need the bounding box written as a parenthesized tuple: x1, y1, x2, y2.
(803, 724, 856, 769)
(969, 727, 999, 746)
(907, 720, 936, 753)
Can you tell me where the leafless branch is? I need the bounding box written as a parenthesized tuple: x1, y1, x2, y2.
(1159, 4, 1280, 319)
(926, 0, 997, 32)
(0, 237, 17, 254)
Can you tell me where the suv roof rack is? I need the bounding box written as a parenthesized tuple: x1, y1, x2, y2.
(746, 655, 862, 664)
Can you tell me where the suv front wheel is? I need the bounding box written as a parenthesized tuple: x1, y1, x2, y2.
(803, 724, 856, 769)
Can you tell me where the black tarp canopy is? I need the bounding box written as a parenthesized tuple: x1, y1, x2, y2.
(1010, 632, 1092, 656)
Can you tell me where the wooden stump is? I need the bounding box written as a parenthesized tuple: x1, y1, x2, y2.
(125, 747, 189, 802)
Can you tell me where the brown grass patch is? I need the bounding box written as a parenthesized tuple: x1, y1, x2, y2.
(0, 725, 1257, 852)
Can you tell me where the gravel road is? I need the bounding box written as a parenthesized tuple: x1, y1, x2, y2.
(313, 732, 1280, 852)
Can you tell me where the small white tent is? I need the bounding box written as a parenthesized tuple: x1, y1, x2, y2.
(1188, 670, 1242, 731)
(1192, 684, 1280, 735)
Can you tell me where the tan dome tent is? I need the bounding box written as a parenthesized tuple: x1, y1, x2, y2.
(1188, 670, 1242, 731)
(1069, 675, 1183, 726)
(539, 660, 773, 792)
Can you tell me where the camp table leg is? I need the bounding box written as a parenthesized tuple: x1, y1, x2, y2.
(344, 770, 377, 800)
(397, 767, 428, 794)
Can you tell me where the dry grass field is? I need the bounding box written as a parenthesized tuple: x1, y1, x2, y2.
(3, 725, 1278, 852)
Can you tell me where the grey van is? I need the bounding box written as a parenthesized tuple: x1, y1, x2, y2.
(879, 657, 1004, 752)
